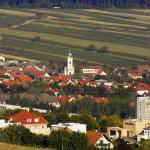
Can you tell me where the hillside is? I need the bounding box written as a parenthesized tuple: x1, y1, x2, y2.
(0, 8, 150, 66)
(0, 143, 51, 150)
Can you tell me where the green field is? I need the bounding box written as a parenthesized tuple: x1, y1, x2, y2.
(0, 8, 150, 66)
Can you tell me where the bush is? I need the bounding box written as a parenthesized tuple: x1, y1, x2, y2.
(85, 45, 97, 52)
(0, 125, 49, 147)
(97, 46, 109, 53)
(31, 36, 41, 42)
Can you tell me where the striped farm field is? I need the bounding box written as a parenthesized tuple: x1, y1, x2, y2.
(0, 8, 150, 66)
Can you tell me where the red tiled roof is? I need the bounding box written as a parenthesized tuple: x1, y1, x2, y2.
(1, 80, 22, 87)
(95, 97, 110, 103)
(80, 79, 96, 85)
(134, 82, 150, 91)
(8, 110, 48, 125)
(52, 75, 70, 82)
(81, 66, 102, 69)
(14, 74, 32, 83)
(128, 69, 144, 77)
(80, 79, 97, 86)
(87, 131, 103, 145)
(23, 66, 47, 78)
(60, 80, 75, 87)
(58, 95, 75, 103)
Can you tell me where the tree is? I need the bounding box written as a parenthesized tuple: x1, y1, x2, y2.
(60, 98, 100, 118)
(85, 45, 97, 52)
(99, 115, 122, 132)
(140, 140, 150, 150)
(48, 130, 70, 150)
(97, 46, 109, 53)
(31, 36, 41, 42)
(69, 132, 89, 150)
(48, 130, 89, 150)
(0, 125, 49, 147)
(71, 113, 100, 130)
(1, 125, 34, 145)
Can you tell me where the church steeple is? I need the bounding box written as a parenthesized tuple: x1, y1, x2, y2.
(64, 51, 75, 75)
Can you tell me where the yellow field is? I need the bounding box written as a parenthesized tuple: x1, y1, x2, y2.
(0, 143, 51, 150)
(0, 8, 35, 17)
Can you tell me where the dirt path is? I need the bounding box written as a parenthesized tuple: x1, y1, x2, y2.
(0, 53, 40, 63)
(11, 19, 35, 28)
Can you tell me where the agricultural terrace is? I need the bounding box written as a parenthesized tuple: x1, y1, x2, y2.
(0, 8, 150, 66)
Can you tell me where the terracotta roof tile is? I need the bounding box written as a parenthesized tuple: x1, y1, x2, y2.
(8, 110, 48, 125)
(87, 131, 103, 145)
(95, 97, 110, 103)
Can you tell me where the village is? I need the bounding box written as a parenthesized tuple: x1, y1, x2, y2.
(0, 52, 150, 149)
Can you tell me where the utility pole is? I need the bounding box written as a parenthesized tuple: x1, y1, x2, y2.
(62, 137, 63, 150)
(18, 131, 21, 146)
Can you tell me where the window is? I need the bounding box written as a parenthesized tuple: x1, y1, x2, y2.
(34, 118, 40, 123)
(26, 118, 32, 123)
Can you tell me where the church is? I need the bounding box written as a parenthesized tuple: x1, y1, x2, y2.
(64, 52, 75, 75)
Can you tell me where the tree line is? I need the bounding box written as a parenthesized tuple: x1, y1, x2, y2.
(0, 0, 149, 8)
(0, 125, 90, 150)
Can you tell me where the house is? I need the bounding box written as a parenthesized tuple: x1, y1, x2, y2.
(134, 82, 150, 95)
(80, 79, 97, 87)
(0, 119, 15, 129)
(58, 95, 83, 104)
(58, 95, 76, 103)
(128, 69, 144, 79)
(23, 65, 50, 79)
(51, 122, 86, 133)
(52, 75, 70, 82)
(81, 66, 107, 76)
(8, 110, 50, 135)
(1, 80, 22, 88)
(0, 104, 21, 110)
(0, 69, 13, 81)
(87, 131, 114, 149)
(13, 73, 33, 84)
(107, 127, 129, 140)
(107, 119, 150, 140)
(137, 125, 150, 141)
(46, 87, 59, 96)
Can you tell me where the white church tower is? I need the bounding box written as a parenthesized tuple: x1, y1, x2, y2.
(64, 52, 75, 75)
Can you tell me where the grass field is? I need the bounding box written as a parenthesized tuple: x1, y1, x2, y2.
(0, 8, 150, 66)
(0, 143, 50, 150)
